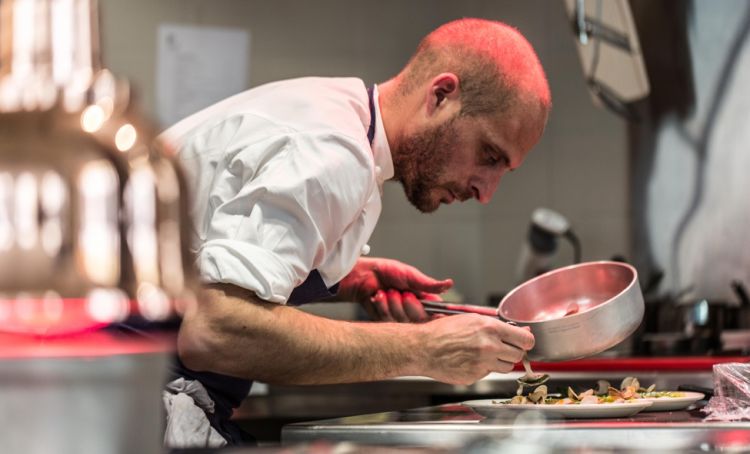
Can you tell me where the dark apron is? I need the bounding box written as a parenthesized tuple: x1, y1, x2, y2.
(172, 85, 377, 444)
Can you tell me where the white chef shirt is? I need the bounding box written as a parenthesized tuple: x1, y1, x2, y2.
(160, 77, 393, 304)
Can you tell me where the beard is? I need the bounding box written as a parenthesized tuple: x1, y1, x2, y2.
(392, 117, 467, 213)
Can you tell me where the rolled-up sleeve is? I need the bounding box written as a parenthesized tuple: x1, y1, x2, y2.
(192, 117, 374, 303)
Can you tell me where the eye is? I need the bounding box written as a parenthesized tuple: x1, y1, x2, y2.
(487, 144, 513, 170)
(484, 145, 502, 166)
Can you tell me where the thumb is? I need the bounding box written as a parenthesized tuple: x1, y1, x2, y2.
(404, 269, 453, 293)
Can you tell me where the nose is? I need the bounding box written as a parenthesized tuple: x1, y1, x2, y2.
(471, 172, 503, 204)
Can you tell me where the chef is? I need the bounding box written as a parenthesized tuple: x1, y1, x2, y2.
(160, 17, 551, 447)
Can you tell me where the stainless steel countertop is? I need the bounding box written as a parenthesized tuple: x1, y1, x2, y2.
(282, 401, 750, 452)
(242, 361, 724, 446)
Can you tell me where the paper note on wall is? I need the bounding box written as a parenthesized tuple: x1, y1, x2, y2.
(156, 23, 250, 128)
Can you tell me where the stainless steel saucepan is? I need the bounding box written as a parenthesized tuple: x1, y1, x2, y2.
(423, 261, 644, 361)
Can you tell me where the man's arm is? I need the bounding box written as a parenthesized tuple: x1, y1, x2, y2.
(177, 283, 534, 386)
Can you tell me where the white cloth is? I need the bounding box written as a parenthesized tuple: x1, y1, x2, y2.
(162, 378, 227, 448)
(160, 77, 393, 303)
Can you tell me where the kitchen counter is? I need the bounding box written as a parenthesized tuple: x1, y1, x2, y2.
(236, 356, 747, 443)
(240, 356, 738, 418)
(281, 401, 750, 452)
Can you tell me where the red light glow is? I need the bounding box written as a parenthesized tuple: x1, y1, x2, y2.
(0, 296, 132, 337)
(513, 356, 750, 372)
(0, 330, 174, 359)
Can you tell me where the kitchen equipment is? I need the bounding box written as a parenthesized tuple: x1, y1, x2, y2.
(563, 0, 649, 120)
(0, 1, 195, 453)
(515, 207, 581, 283)
(0, 0, 195, 335)
(421, 300, 498, 317)
(424, 261, 644, 361)
(636, 280, 750, 356)
(0, 332, 170, 454)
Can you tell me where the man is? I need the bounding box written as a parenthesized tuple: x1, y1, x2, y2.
(161, 17, 550, 447)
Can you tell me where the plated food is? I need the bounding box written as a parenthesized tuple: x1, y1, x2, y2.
(463, 376, 705, 418)
(505, 376, 701, 408)
(503, 376, 645, 406)
(463, 398, 652, 419)
(639, 391, 706, 412)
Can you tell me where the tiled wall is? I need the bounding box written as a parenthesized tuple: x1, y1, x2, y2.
(100, 0, 628, 305)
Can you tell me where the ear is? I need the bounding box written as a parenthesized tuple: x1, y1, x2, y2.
(426, 73, 461, 116)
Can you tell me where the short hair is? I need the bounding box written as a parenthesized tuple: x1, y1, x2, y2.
(397, 18, 551, 118)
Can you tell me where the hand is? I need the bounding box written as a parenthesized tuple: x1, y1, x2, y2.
(416, 314, 535, 385)
(337, 257, 453, 323)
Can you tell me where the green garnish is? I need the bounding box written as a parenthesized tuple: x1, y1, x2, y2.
(641, 391, 685, 398)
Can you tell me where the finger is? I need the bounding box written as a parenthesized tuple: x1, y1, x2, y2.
(402, 292, 429, 322)
(499, 323, 536, 351)
(387, 289, 409, 323)
(493, 359, 516, 373)
(371, 290, 394, 322)
(496, 341, 527, 364)
(400, 266, 454, 294)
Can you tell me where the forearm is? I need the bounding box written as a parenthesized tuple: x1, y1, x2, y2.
(177, 284, 426, 385)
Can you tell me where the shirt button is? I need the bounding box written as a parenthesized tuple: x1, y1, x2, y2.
(360, 244, 371, 256)
(375, 166, 382, 178)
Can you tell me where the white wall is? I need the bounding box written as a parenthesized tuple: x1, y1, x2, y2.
(100, 0, 628, 305)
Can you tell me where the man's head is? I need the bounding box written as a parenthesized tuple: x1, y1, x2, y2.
(380, 18, 551, 213)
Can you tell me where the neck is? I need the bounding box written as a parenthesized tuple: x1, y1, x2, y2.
(377, 78, 414, 172)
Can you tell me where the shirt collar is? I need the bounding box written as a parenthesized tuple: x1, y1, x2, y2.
(370, 84, 394, 188)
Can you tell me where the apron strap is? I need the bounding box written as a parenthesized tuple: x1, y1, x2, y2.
(366, 85, 376, 145)
(289, 85, 377, 305)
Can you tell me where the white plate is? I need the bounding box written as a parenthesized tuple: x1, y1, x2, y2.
(462, 398, 653, 419)
(640, 391, 705, 412)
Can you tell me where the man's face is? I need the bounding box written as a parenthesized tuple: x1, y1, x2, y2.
(394, 107, 541, 213)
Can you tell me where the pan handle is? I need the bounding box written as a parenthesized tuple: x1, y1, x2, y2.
(421, 300, 500, 318)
